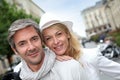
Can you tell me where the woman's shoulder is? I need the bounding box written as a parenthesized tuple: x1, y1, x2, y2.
(54, 59, 81, 69)
(55, 59, 79, 64)
(52, 59, 84, 80)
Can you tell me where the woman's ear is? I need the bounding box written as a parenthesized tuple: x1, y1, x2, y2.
(66, 31, 71, 39)
(67, 33, 70, 39)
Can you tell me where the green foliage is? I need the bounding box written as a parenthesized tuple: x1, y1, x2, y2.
(115, 36, 120, 46)
(91, 35, 99, 42)
(0, 0, 39, 57)
(91, 31, 120, 46)
(0, 74, 2, 80)
(109, 31, 120, 46)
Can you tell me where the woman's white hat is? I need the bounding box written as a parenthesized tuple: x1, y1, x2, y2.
(39, 12, 73, 31)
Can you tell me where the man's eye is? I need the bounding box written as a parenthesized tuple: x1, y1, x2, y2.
(32, 36, 39, 41)
(18, 42, 26, 47)
(33, 37, 38, 41)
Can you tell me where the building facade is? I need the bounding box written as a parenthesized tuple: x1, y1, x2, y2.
(5, 0, 45, 20)
(105, 0, 120, 30)
(82, 0, 120, 37)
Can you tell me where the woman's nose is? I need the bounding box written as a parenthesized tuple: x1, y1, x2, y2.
(53, 37, 59, 44)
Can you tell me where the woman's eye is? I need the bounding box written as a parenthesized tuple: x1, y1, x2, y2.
(45, 37, 51, 41)
(57, 32, 62, 36)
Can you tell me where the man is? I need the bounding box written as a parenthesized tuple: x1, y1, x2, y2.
(3, 19, 58, 80)
(3, 19, 84, 80)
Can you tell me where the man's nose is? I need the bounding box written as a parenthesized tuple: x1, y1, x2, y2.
(28, 42, 35, 50)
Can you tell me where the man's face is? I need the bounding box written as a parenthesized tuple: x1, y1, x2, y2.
(13, 26, 44, 66)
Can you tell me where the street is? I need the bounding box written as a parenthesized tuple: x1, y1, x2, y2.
(84, 41, 120, 80)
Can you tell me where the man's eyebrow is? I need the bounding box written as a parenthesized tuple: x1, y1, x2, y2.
(17, 40, 26, 44)
(31, 35, 39, 38)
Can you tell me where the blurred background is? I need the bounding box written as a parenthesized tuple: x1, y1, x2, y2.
(0, 0, 120, 80)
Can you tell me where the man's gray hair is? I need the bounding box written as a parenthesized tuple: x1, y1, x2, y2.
(8, 19, 41, 48)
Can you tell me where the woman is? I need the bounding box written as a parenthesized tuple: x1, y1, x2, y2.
(40, 13, 87, 80)
(40, 13, 120, 80)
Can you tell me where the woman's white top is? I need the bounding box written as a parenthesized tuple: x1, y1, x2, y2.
(80, 47, 120, 80)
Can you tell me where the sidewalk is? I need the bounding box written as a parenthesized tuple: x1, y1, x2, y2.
(84, 41, 97, 48)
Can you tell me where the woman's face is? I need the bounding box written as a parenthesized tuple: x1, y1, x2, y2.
(42, 26, 70, 56)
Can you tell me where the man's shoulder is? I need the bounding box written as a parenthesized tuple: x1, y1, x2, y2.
(14, 62, 22, 72)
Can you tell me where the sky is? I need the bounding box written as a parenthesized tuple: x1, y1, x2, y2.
(32, 0, 100, 37)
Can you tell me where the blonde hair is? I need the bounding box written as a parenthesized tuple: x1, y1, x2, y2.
(43, 23, 82, 60)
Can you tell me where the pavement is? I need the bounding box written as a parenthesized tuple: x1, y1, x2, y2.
(84, 41, 97, 48)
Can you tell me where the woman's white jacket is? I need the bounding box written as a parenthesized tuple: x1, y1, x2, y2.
(80, 48, 120, 80)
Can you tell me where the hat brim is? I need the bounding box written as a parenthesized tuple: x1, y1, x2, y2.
(41, 20, 73, 32)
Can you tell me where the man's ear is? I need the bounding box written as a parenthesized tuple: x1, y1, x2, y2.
(11, 47, 18, 55)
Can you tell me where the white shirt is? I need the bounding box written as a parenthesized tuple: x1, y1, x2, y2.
(80, 47, 120, 80)
(53, 59, 87, 80)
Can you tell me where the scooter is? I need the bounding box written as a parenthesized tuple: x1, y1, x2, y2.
(99, 39, 120, 59)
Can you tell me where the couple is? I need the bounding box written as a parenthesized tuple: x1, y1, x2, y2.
(2, 13, 120, 80)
